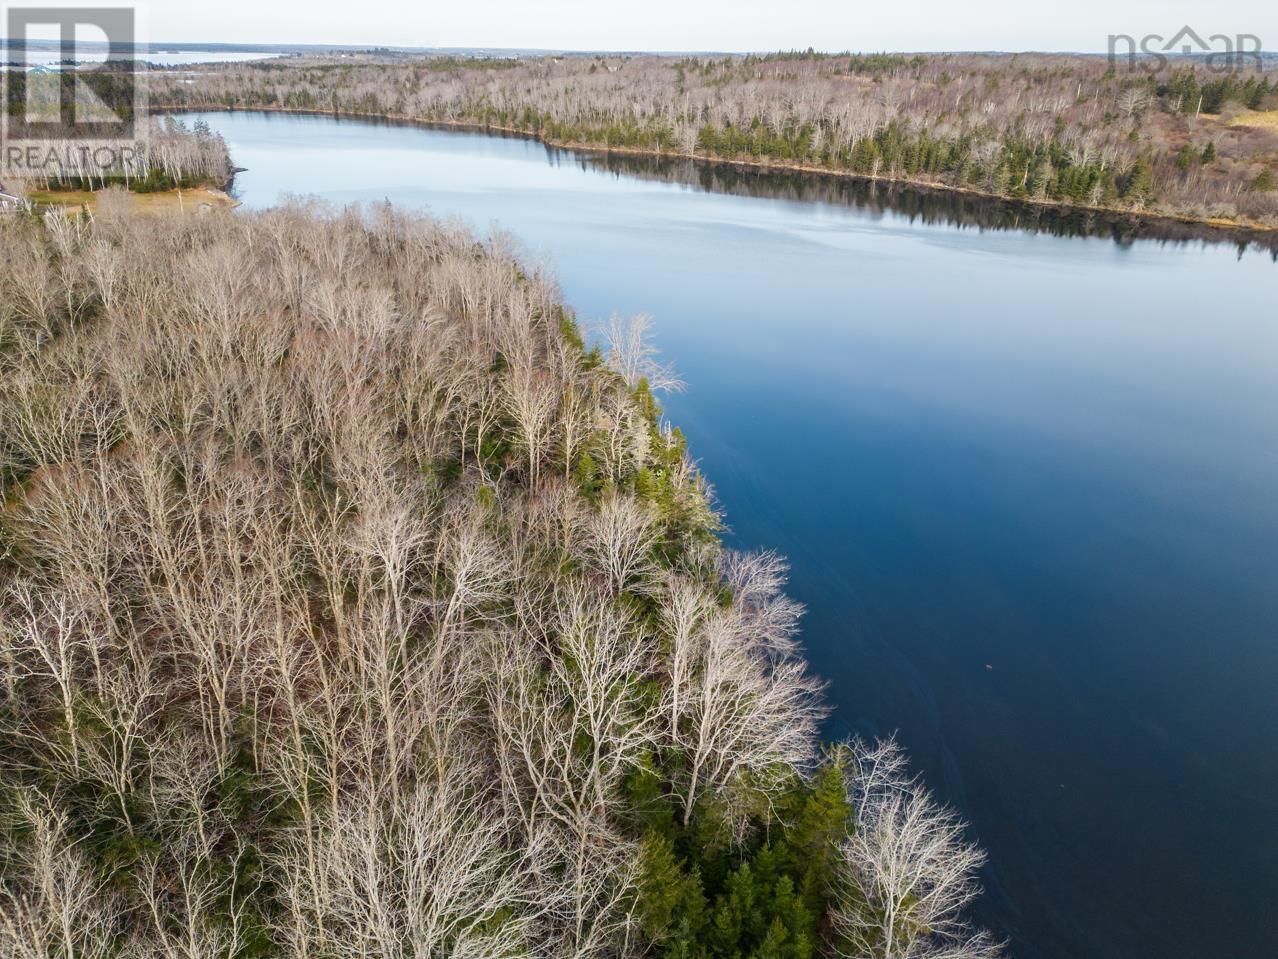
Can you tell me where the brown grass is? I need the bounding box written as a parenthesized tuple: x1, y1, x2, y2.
(1228, 110, 1278, 132)
(29, 186, 239, 214)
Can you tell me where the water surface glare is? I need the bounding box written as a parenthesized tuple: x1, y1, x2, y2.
(195, 110, 1278, 959)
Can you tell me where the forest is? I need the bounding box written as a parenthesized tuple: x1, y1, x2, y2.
(0, 202, 999, 958)
(146, 50, 1278, 227)
(3, 68, 232, 195)
(1, 118, 231, 195)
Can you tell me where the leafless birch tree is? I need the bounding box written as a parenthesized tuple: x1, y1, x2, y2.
(832, 738, 1002, 959)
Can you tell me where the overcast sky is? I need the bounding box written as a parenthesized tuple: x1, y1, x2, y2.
(46, 0, 1278, 53)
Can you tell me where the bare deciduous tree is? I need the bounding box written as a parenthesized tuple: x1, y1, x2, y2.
(832, 737, 1002, 959)
(601, 314, 684, 393)
(583, 491, 658, 593)
(0, 792, 125, 959)
(0, 202, 997, 959)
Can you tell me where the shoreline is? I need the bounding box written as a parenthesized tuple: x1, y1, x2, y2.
(153, 102, 1278, 241)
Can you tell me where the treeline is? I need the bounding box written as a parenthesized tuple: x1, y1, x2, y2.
(2, 116, 232, 193)
(1161, 68, 1272, 114)
(572, 151, 1278, 253)
(4, 64, 139, 129)
(147, 51, 1278, 226)
(0, 203, 999, 958)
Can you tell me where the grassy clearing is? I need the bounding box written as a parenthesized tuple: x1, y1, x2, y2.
(28, 186, 239, 214)
(1228, 110, 1278, 132)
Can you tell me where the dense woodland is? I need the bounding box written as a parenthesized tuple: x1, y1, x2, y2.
(149, 51, 1278, 226)
(3, 117, 232, 193)
(3, 95, 232, 194)
(0, 203, 999, 958)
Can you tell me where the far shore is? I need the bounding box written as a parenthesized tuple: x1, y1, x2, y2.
(151, 102, 1278, 238)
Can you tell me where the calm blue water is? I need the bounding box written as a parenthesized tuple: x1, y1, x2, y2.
(193, 110, 1278, 959)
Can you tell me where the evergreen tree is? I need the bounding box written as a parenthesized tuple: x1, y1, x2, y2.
(1029, 159, 1053, 197)
(1122, 156, 1154, 203)
(637, 833, 707, 945)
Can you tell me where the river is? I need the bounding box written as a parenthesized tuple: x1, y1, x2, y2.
(191, 109, 1278, 959)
